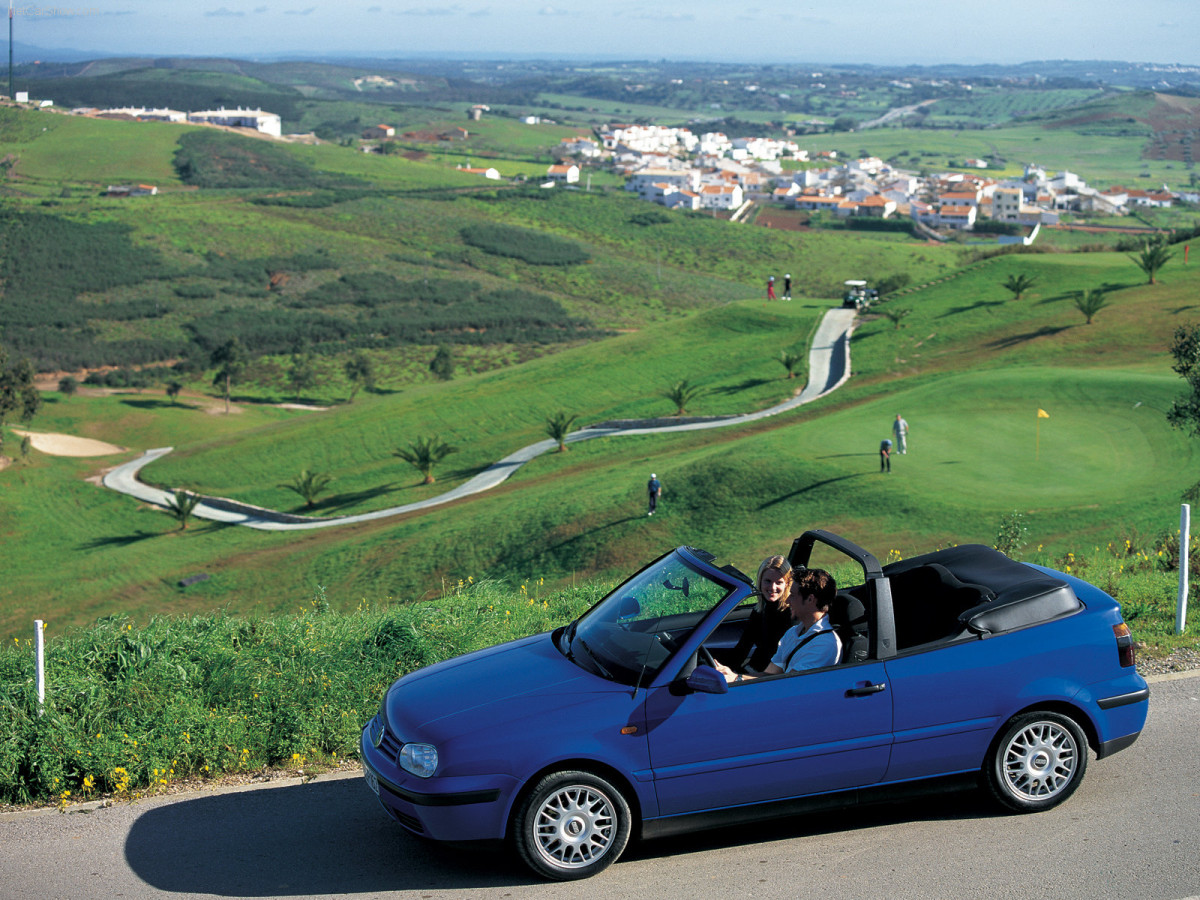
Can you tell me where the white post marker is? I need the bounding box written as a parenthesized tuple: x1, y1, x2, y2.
(1178, 504, 1191, 635)
(34, 619, 45, 716)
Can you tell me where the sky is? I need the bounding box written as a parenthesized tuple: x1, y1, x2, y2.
(8, 0, 1200, 67)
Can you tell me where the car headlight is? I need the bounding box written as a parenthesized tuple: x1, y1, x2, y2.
(399, 742, 439, 778)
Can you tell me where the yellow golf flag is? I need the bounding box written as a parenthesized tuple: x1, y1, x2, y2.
(1037, 408, 1050, 418)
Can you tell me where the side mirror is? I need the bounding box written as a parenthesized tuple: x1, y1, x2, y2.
(617, 596, 640, 621)
(685, 665, 728, 695)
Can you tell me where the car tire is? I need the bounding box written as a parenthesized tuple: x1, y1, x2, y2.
(514, 770, 632, 881)
(985, 711, 1088, 812)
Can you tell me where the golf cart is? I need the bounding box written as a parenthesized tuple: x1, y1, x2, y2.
(842, 280, 878, 310)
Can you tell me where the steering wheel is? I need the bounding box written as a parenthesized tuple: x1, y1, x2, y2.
(658, 633, 715, 669)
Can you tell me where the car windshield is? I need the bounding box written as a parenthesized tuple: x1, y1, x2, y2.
(559, 550, 737, 687)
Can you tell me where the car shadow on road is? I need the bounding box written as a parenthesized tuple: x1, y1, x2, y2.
(624, 787, 997, 866)
(123, 775, 1002, 893)
(123, 776, 530, 895)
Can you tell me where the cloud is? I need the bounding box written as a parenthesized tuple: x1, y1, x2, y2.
(538, 5, 571, 14)
(283, 6, 316, 14)
(612, 7, 695, 22)
(204, 7, 245, 17)
(398, 5, 463, 14)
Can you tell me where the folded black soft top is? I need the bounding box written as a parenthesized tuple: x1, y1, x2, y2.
(884, 543, 1082, 636)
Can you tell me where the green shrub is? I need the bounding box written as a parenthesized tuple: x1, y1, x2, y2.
(281, 273, 604, 347)
(173, 131, 363, 190)
(173, 284, 218, 300)
(0, 582, 605, 806)
(460, 222, 591, 266)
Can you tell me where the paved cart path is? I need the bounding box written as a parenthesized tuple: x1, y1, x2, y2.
(103, 308, 856, 531)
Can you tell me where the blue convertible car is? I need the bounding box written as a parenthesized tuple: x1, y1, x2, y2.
(361, 530, 1149, 880)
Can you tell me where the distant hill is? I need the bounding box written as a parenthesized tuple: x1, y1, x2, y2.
(1032, 91, 1200, 164)
(12, 56, 538, 121)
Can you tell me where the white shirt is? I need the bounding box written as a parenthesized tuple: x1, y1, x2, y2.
(771, 617, 841, 672)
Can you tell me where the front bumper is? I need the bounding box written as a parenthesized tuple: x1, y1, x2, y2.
(360, 721, 518, 841)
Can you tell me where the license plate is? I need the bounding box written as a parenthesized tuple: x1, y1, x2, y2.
(363, 765, 380, 795)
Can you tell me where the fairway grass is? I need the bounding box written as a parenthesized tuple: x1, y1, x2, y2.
(4, 253, 1198, 638)
(3, 356, 1195, 639)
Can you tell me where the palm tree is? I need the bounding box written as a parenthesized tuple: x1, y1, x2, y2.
(280, 469, 334, 508)
(164, 489, 201, 530)
(1073, 288, 1109, 325)
(394, 436, 459, 484)
(1002, 273, 1038, 301)
(882, 307, 912, 330)
(777, 350, 803, 379)
(663, 379, 707, 416)
(545, 411, 579, 452)
(1130, 236, 1176, 285)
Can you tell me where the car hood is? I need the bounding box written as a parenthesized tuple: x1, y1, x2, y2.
(385, 631, 619, 740)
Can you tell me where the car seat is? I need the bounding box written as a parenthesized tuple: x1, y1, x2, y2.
(829, 592, 869, 663)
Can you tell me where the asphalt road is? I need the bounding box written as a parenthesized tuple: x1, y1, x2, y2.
(2, 672, 1197, 900)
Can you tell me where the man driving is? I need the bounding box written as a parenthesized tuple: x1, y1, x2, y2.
(715, 568, 842, 682)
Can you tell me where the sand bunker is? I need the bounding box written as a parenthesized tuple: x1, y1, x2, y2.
(11, 429, 125, 457)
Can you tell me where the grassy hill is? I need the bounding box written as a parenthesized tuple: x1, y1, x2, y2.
(800, 92, 1200, 189)
(4, 251, 1199, 639)
(1, 94, 1199, 641)
(0, 107, 953, 374)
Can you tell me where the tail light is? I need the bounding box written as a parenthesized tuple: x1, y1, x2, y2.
(1113, 622, 1136, 668)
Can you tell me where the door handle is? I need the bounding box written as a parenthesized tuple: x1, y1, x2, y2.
(846, 682, 886, 697)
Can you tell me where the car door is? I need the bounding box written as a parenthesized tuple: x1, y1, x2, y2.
(882, 638, 1032, 782)
(643, 662, 893, 817)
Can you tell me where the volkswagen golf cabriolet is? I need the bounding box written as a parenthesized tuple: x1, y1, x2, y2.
(361, 529, 1149, 880)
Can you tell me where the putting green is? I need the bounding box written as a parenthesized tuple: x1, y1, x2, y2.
(791, 366, 1197, 510)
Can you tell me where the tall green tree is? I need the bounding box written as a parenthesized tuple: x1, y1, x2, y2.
(1168, 324, 1200, 438)
(1130, 235, 1176, 285)
(210, 338, 245, 414)
(429, 345, 455, 381)
(394, 436, 458, 484)
(1168, 324, 1200, 499)
(344, 352, 375, 402)
(663, 379, 707, 416)
(280, 469, 333, 508)
(166, 380, 183, 404)
(1002, 273, 1037, 301)
(545, 410, 579, 451)
(288, 349, 317, 402)
(0, 345, 41, 429)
